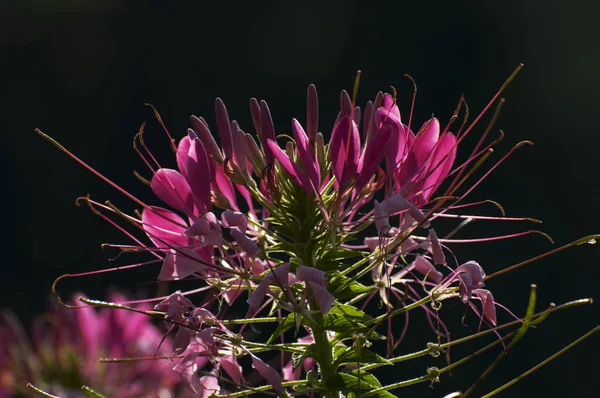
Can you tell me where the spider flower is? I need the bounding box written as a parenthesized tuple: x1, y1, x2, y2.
(35, 66, 597, 397)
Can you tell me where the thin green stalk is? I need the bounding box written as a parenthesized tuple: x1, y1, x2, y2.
(214, 380, 311, 398)
(481, 325, 600, 398)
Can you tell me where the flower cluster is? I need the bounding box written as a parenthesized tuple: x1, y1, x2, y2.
(0, 293, 191, 398)
(31, 68, 597, 398)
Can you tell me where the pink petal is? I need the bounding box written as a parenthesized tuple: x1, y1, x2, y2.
(473, 289, 497, 326)
(421, 132, 457, 202)
(306, 84, 319, 143)
(251, 354, 283, 395)
(412, 256, 443, 283)
(355, 120, 393, 191)
(412, 118, 441, 166)
(215, 97, 233, 161)
(187, 137, 212, 214)
(259, 101, 276, 164)
(296, 265, 325, 286)
(429, 229, 446, 266)
(142, 206, 189, 248)
(198, 374, 221, 397)
(267, 139, 313, 196)
(373, 200, 391, 235)
(230, 120, 248, 174)
(190, 116, 223, 163)
(220, 355, 244, 385)
(158, 249, 207, 281)
(330, 115, 360, 189)
(172, 326, 192, 354)
(340, 90, 353, 117)
(213, 160, 239, 210)
(151, 168, 197, 215)
(230, 228, 261, 258)
(221, 210, 248, 232)
(185, 212, 222, 246)
(379, 194, 431, 228)
(292, 118, 320, 189)
(308, 281, 334, 314)
(381, 93, 401, 121)
(176, 135, 192, 178)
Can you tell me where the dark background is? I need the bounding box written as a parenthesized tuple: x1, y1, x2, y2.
(1, 1, 599, 396)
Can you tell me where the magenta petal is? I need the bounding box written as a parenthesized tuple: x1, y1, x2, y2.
(373, 200, 391, 235)
(340, 90, 353, 117)
(215, 98, 233, 161)
(412, 118, 441, 166)
(292, 118, 320, 189)
(296, 265, 325, 286)
(151, 168, 196, 215)
(308, 281, 334, 314)
(412, 256, 443, 283)
(190, 116, 223, 163)
(185, 212, 222, 246)
(230, 120, 248, 173)
(220, 355, 244, 385)
(158, 250, 206, 281)
(473, 289, 497, 326)
(246, 277, 271, 313)
(213, 162, 239, 210)
(230, 228, 261, 258)
(198, 374, 220, 397)
(379, 194, 430, 228)
(259, 101, 276, 164)
(421, 132, 457, 202)
(142, 206, 189, 248)
(306, 84, 319, 143)
(172, 326, 192, 355)
(267, 139, 313, 195)
(381, 93, 401, 121)
(330, 115, 360, 189)
(187, 138, 212, 214)
(429, 229, 446, 266)
(251, 354, 283, 395)
(176, 135, 192, 178)
(355, 121, 393, 191)
(221, 210, 248, 232)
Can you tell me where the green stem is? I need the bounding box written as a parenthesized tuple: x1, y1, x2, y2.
(313, 327, 339, 398)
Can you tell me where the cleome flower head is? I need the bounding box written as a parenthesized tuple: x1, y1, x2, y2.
(33, 66, 599, 397)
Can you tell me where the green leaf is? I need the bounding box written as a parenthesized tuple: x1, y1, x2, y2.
(322, 313, 366, 332)
(266, 313, 295, 344)
(328, 273, 376, 299)
(324, 372, 396, 397)
(333, 347, 393, 367)
(329, 304, 372, 322)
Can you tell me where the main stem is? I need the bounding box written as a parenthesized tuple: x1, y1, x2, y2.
(313, 325, 339, 398)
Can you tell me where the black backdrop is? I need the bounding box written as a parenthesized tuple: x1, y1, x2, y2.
(1, 1, 599, 396)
